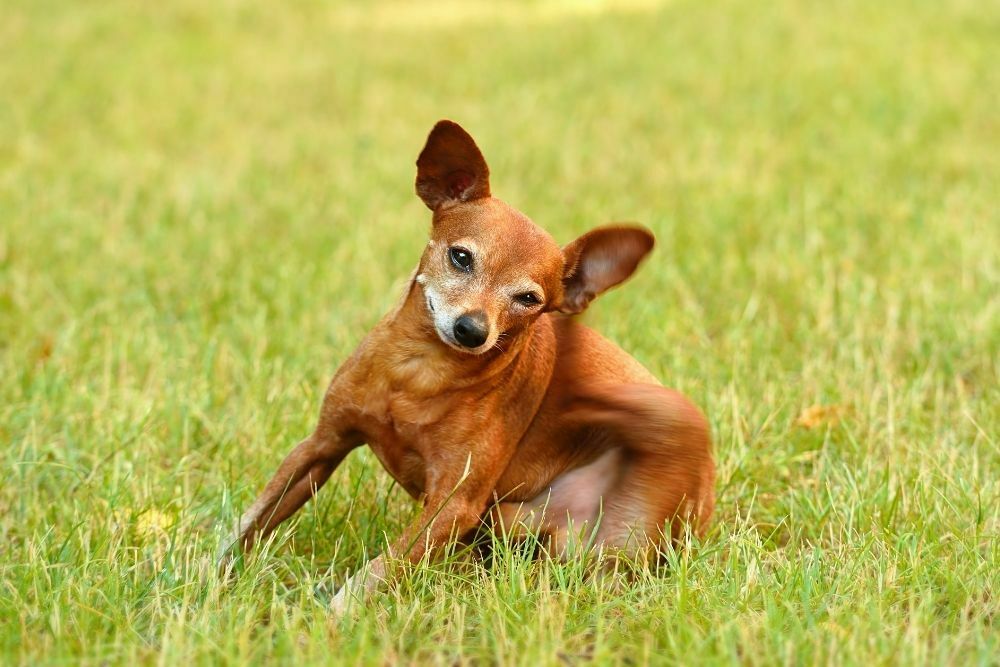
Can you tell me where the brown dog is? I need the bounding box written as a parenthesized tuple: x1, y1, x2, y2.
(221, 121, 715, 612)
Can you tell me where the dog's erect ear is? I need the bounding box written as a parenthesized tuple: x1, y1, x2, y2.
(415, 120, 491, 211)
(557, 225, 655, 314)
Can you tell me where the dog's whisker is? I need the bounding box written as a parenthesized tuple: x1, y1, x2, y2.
(491, 332, 511, 353)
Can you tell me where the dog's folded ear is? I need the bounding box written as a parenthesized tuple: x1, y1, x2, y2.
(557, 225, 655, 314)
(416, 120, 491, 211)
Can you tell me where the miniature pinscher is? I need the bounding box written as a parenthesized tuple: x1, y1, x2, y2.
(220, 121, 715, 613)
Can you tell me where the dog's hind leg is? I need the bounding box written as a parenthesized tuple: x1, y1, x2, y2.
(564, 383, 715, 545)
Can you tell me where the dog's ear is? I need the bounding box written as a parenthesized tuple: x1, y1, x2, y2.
(557, 225, 655, 314)
(415, 120, 491, 211)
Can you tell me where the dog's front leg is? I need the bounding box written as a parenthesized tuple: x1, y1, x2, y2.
(330, 448, 502, 615)
(219, 424, 361, 568)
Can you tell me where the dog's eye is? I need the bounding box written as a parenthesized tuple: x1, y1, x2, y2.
(514, 292, 542, 307)
(449, 247, 473, 272)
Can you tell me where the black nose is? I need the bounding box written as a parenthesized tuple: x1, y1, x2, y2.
(453, 312, 489, 348)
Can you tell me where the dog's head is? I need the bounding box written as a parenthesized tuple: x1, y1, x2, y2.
(413, 120, 654, 354)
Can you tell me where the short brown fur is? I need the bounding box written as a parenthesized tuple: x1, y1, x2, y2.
(222, 121, 715, 612)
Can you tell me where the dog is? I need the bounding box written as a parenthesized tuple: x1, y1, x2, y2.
(220, 120, 715, 613)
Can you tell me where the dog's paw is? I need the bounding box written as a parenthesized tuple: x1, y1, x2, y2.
(215, 525, 249, 580)
(216, 549, 238, 580)
(329, 586, 352, 618)
(328, 564, 380, 619)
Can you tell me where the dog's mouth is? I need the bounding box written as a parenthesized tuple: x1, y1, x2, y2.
(434, 325, 491, 355)
(423, 290, 493, 355)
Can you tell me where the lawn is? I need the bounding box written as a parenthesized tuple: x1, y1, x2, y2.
(1, 0, 997, 663)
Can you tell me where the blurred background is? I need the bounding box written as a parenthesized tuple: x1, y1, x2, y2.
(2, 0, 997, 662)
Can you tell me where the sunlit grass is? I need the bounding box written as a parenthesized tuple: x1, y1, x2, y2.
(1, 0, 997, 663)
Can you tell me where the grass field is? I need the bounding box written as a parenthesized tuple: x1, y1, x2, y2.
(2, 0, 998, 663)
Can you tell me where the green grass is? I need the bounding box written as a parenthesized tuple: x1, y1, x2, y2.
(2, 0, 998, 663)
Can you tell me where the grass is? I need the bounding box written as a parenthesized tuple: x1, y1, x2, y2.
(2, 0, 998, 663)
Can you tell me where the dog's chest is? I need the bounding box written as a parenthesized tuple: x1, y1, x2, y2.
(355, 391, 449, 499)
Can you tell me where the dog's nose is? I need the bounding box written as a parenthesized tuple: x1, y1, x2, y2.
(453, 312, 489, 348)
